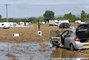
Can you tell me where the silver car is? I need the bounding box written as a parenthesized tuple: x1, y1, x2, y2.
(50, 24, 89, 51)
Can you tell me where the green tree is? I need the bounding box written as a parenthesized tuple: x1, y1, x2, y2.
(56, 17, 66, 20)
(27, 17, 38, 23)
(0, 15, 2, 22)
(16, 19, 22, 22)
(64, 14, 69, 19)
(64, 12, 76, 22)
(28, 17, 35, 23)
(43, 10, 55, 22)
(87, 14, 89, 18)
(81, 10, 87, 21)
(1, 18, 6, 22)
(8, 18, 17, 22)
(38, 16, 44, 22)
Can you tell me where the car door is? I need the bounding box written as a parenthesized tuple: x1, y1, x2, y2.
(61, 30, 69, 45)
(50, 30, 60, 46)
(64, 31, 73, 48)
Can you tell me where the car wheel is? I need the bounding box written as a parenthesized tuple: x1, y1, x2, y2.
(70, 44, 75, 51)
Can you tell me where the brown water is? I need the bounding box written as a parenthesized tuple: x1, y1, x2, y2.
(0, 42, 89, 60)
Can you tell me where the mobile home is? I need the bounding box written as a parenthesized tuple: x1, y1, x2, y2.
(0, 22, 14, 29)
(49, 20, 59, 26)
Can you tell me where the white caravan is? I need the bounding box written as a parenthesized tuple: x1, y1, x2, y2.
(59, 20, 69, 25)
(49, 20, 59, 26)
(0, 22, 13, 29)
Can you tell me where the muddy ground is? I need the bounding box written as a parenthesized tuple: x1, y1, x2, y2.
(0, 23, 78, 42)
(0, 23, 89, 60)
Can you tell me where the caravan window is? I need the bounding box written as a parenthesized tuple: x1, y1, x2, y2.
(2, 24, 4, 26)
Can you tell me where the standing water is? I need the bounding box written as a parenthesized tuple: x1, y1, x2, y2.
(0, 42, 88, 60)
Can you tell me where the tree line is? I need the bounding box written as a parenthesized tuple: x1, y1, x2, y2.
(0, 10, 89, 23)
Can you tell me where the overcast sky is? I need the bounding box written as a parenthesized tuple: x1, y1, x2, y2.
(0, 0, 89, 18)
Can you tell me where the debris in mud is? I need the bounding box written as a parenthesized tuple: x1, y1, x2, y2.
(0, 49, 4, 52)
(12, 33, 19, 37)
(49, 46, 57, 50)
(85, 54, 89, 57)
(6, 53, 15, 57)
(40, 43, 48, 48)
(38, 49, 46, 52)
(39, 43, 56, 52)
(6, 54, 16, 60)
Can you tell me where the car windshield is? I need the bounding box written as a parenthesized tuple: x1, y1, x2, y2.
(78, 25, 89, 30)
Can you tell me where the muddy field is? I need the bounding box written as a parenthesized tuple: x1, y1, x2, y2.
(0, 23, 89, 60)
(0, 23, 78, 42)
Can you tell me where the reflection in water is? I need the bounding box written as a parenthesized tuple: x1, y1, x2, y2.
(0, 42, 88, 60)
(50, 48, 89, 60)
(51, 48, 81, 58)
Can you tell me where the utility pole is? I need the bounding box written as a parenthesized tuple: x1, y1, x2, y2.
(6, 4, 9, 56)
(6, 4, 8, 22)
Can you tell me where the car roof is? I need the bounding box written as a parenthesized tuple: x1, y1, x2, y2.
(61, 22, 69, 24)
(68, 29, 76, 32)
(78, 24, 89, 26)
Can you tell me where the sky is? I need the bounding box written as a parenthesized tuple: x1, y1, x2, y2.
(0, 0, 89, 18)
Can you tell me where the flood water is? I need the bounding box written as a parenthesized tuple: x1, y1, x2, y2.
(0, 42, 89, 60)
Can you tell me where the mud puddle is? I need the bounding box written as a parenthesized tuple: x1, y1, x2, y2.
(0, 42, 88, 60)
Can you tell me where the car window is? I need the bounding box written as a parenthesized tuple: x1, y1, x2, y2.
(67, 31, 73, 37)
(78, 25, 89, 30)
(61, 30, 68, 37)
(79, 26, 86, 29)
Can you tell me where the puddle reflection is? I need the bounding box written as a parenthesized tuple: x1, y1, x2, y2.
(50, 48, 89, 60)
